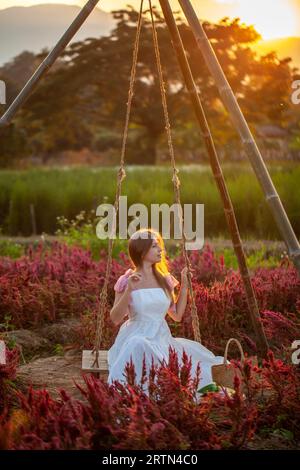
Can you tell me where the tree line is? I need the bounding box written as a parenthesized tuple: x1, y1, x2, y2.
(0, 6, 299, 166)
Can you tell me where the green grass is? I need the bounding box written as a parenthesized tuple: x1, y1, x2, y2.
(0, 162, 299, 240)
(216, 246, 281, 270)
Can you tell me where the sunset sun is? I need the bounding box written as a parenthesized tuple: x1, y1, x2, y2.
(233, 0, 297, 40)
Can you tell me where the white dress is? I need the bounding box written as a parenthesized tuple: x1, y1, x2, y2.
(107, 269, 225, 397)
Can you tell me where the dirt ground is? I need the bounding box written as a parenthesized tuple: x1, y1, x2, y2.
(17, 351, 94, 401)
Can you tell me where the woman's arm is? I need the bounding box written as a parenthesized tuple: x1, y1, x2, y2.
(167, 267, 194, 322)
(168, 284, 188, 322)
(110, 271, 142, 326)
(110, 286, 131, 326)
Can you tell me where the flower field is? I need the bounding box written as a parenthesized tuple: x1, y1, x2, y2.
(0, 239, 299, 449)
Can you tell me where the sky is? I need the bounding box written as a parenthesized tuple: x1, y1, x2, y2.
(0, 0, 299, 40)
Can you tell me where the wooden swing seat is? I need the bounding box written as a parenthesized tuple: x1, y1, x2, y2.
(82, 349, 109, 378)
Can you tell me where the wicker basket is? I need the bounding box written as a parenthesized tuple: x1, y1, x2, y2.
(212, 338, 245, 389)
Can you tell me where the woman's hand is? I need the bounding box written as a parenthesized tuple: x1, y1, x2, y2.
(126, 272, 143, 292)
(180, 266, 195, 288)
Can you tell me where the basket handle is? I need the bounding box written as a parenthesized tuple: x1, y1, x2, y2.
(223, 338, 244, 364)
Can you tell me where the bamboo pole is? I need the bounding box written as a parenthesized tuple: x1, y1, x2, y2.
(158, 0, 269, 357)
(178, 0, 300, 276)
(0, 0, 101, 127)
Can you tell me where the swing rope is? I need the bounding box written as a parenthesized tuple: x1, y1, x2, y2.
(92, 0, 201, 367)
(92, 0, 145, 367)
(149, 0, 201, 343)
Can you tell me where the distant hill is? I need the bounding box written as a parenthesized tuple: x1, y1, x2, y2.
(0, 3, 115, 66)
(253, 37, 300, 70)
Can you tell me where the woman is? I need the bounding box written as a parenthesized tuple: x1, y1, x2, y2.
(108, 227, 225, 396)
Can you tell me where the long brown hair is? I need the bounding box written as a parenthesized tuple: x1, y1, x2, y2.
(128, 228, 177, 305)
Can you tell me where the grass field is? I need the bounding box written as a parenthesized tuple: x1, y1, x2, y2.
(0, 162, 299, 239)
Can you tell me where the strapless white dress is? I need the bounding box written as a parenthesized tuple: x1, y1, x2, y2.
(107, 285, 225, 396)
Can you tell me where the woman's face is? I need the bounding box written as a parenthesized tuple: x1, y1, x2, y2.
(143, 236, 162, 264)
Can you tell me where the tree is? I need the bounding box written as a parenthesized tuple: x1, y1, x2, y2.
(13, 8, 297, 163)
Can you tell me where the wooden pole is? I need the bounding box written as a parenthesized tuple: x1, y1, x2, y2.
(178, 0, 300, 276)
(0, 0, 101, 127)
(158, 0, 269, 357)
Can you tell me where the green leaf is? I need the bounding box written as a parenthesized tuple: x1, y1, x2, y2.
(197, 383, 220, 394)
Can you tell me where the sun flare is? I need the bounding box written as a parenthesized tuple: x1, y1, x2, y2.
(230, 0, 297, 40)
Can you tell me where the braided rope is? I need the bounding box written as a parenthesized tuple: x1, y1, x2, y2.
(149, 0, 201, 343)
(92, 0, 145, 367)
